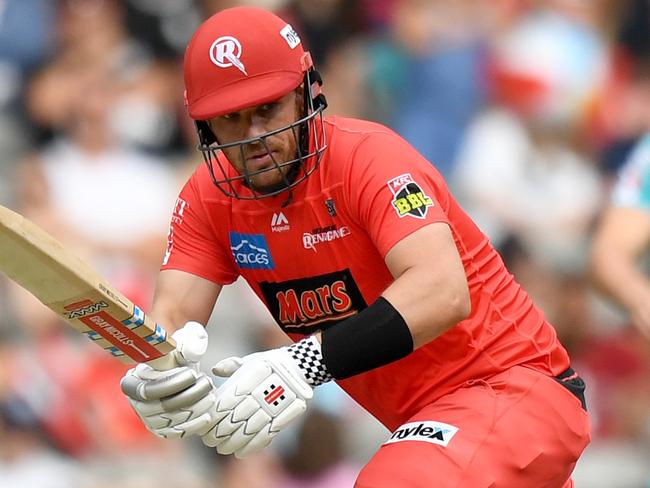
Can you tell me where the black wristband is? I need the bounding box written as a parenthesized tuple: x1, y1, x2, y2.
(321, 296, 414, 379)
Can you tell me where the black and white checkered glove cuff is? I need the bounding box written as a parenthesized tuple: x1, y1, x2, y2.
(286, 336, 333, 387)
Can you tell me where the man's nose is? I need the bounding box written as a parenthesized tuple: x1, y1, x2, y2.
(245, 116, 268, 140)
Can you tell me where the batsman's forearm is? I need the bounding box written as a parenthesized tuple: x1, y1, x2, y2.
(151, 269, 222, 334)
(382, 266, 471, 349)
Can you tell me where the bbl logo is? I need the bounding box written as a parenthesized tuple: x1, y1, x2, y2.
(387, 173, 434, 219)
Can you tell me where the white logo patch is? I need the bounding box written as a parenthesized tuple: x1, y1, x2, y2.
(209, 36, 247, 75)
(384, 421, 458, 447)
(280, 24, 301, 49)
(386, 173, 434, 219)
(271, 212, 290, 233)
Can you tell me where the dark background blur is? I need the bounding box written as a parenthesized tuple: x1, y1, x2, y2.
(0, 1, 649, 487)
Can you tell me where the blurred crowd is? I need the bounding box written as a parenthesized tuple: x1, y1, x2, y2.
(0, 0, 649, 487)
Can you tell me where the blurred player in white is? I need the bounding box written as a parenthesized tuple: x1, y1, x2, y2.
(120, 7, 590, 487)
(591, 133, 650, 337)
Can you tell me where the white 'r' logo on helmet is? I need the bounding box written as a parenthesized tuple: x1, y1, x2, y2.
(209, 36, 248, 75)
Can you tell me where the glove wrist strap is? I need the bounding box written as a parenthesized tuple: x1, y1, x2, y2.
(286, 335, 332, 386)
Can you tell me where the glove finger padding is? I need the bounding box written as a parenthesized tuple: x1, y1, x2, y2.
(121, 364, 200, 402)
(217, 397, 305, 457)
(153, 411, 217, 439)
(204, 350, 313, 457)
(212, 356, 244, 377)
(128, 379, 222, 434)
(119, 321, 225, 440)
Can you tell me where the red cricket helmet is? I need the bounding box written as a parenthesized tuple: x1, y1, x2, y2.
(183, 6, 327, 199)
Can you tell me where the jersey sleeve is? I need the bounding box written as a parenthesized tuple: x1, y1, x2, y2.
(611, 134, 650, 211)
(345, 129, 451, 258)
(161, 172, 239, 285)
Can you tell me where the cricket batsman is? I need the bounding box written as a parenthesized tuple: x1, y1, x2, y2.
(120, 6, 590, 487)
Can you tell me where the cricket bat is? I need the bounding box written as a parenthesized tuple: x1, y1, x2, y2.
(0, 205, 176, 369)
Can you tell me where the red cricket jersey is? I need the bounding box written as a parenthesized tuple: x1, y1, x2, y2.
(161, 116, 570, 431)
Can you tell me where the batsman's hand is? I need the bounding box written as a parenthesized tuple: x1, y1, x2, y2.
(201, 347, 313, 458)
(120, 321, 225, 439)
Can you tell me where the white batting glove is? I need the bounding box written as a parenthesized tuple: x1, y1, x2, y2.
(201, 335, 332, 458)
(120, 321, 226, 439)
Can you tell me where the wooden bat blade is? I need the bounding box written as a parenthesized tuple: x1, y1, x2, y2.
(0, 205, 175, 367)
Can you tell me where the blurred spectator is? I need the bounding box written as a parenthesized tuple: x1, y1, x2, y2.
(20, 0, 180, 277)
(217, 451, 283, 488)
(0, 398, 81, 488)
(451, 7, 606, 271)
(123, 0, 202, 60)
(285, 0, 364, 67)
(273, 409, 360, 488)
(0, 1, 649, 486)
(591, 133, 650, 339)
(0, 0, 56, 204)
(593, 0, 650, 176)
(370, 0, 488, 178)
(1, 0, 181, 463)
(581, 105, 650, 485)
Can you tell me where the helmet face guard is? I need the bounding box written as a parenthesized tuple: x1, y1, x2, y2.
(195, 69, 327, 199)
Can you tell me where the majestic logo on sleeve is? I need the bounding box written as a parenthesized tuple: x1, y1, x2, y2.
(209, 36, 247, 75)
(387, 173, 434, 219)
(259, 269, 367, 335)
(384, 421, 459, 447)
(229, 232, 275, 270)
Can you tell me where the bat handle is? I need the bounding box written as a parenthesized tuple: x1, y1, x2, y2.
(145, 352, 180, 371)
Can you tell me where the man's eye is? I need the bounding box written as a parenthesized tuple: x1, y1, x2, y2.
(260, 103, 276, 112)
(222, 112, 238, 120)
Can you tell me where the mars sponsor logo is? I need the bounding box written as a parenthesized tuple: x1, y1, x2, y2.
(384, 421, 459, 447)
(387, 173, 434, 219)
(64, 300, 109, 319)
(259, 269, 367, 334)
(303, 225, 350, 251)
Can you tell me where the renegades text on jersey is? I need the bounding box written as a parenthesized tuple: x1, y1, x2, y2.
(161, 116, 570, 432)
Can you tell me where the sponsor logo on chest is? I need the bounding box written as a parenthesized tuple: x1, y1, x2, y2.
(259, 269, 367, 334)
(229, 232, 275, 270)
(384, 421, 459, 447)
(303, 225, 350, 251)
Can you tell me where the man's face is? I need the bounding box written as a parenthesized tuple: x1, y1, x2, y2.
(207, 89, 302, 193)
